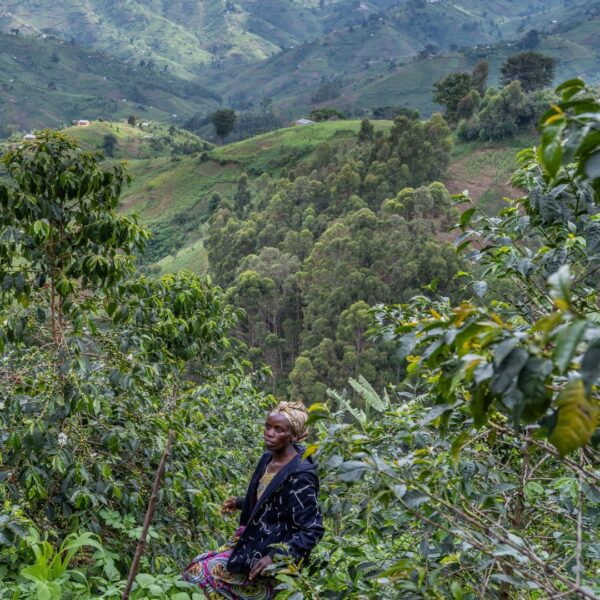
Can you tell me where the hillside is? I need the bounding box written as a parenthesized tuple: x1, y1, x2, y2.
(0, 0, 397, 78)
(213, 3, 600, 117)
(0, 32, 219, 133)
(1, 0, 580, 82)
(121, 119, 391, 272)
(61, 120, 211, 160)
(109, 121, 533, 275)
(2, 1, 597, 132)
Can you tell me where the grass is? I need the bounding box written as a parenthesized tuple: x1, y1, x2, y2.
(209, 120, 391, 173)
(63, 121, 209, 160)
(443, 132, 537, 212)
(155, 237, 209, 275)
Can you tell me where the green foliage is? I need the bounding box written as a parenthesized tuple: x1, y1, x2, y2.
(208, 114, 455, 395)
(309, 107, 346, 122)
(298, 381, 600, 598)
(500, 51, 557, 92)
(457, 82, 554, 142)
(357, 119, 374, 143)
(376, 79, 600, 456)
(433, 72, 473, 123)
(0, 131, 264, 595)
(102, 133, 118, 157)
(211, 109, 237, 142)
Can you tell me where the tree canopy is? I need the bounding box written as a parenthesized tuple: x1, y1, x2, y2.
(501, 51, 556, 92)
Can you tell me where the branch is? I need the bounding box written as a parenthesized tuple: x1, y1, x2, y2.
(121, 430, 175, 600)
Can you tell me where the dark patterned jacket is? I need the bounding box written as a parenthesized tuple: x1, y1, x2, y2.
(226, 447, 324, 574)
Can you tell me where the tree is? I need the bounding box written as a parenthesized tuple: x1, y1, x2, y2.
(233, 173, 252, 214)
(372, 106, 419, 120)
(520, 28, 541, 49)
(127, 114, 137, 126)
(358, 118, 375, 143)
(471, 59, 489, 95)
(211, 108, 237, 143)
(433, 72, 473, 122)
(102, 132, 118, 157)
(501, 51, 556, 92)
(309, 107, 345, 122)
(0, 131, 245, 572)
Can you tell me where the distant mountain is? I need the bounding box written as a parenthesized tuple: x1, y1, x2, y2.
(212, 1, 600, 117)
(0, 0, 394, 78)
(0, 0, 581, 80)
(0, 33, 219, 132)
(1, 0, 598, 131)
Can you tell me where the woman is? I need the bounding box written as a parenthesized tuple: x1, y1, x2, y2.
(183, 401, 324, 599)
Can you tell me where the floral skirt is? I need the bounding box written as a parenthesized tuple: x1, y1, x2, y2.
(182, 528, 274, 600)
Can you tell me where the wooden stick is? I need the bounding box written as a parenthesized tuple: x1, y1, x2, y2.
(122, 430, 175, 600)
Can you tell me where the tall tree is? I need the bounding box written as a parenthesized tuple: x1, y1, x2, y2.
(433, 72, 473, 123)
(501, 51, 556, 92)
(471, 59, 489, 95)
(211, 108, 237, 143)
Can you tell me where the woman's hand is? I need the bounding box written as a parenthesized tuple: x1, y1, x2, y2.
(221, 496, 239, 514)
(248, 555, 273, 581)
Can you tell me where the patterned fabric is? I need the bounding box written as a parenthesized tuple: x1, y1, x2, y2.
(272, 401, 308, 442)
(256, 469, 276, 501)
(182, 527, 274, 600)
(227, 449, 324, 574)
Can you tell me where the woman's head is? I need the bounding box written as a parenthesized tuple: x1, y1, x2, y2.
(272, 401, 308, 442)
(264, 401, 308, 452)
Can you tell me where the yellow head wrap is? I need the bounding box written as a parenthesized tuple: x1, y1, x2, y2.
(273, 401, 309, 442)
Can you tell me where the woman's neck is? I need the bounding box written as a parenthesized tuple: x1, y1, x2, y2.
(271, 444, 297, 463)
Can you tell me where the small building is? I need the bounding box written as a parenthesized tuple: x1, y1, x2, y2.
(23, 133, 36, 140)
(295, 118, 316, 126)
(73, 119, 91, 127)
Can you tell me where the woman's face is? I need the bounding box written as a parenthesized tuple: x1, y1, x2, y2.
(264, 413, 295, 452)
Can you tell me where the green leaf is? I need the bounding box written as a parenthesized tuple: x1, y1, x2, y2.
(450, 431, 470, 466)
(135, 573, 155, 589)
(554, 320, 586, 374)
(336, 461, 372, 482)
(555, 77, 585, 100)
(548, 264, 571, 304)
(539, 122, 566, 177)
(459, 207, 477, 228)
(472, 280, 487, 299)
(581, 338, 600, 390)
(348, 376, 386, 413)
(517, 357, 552, 422)
(491, 348, 529, 395)
(549, 379, 599, 455)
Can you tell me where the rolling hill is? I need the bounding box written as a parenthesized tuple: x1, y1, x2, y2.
(2, 0, 597, 132)
(2, 0, 584, 81)
(0, 32, 219, 133)
(212, 2, 600, 117)
(60, 120, 211, 160)
(93, 120, 534, 274)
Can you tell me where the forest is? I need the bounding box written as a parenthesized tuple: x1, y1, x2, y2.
(0, 74, 599, 600)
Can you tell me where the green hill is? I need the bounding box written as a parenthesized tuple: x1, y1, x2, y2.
(120, 119, 390, 272)
(213, 4, 600, 117)
(2, 0, 584, 82)
(0, 32, 219, 133)
(108, 120, 532, 274)
(3, 1, 597, 132)
(0, 0, 397, 78)
(61, 120, 211, 160)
